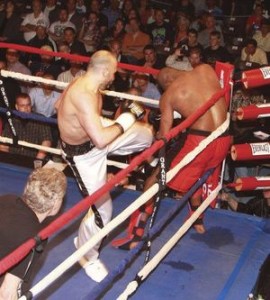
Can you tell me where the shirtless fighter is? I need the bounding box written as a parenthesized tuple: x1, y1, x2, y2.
(56, 50, 153, 282)
(113, 64, 232, 250)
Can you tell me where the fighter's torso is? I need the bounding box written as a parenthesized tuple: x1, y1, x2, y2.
(159, 65, 227, 132)
(57, 77, 102, 145)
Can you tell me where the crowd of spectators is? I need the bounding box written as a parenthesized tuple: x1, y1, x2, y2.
(0, 0, 270, 211)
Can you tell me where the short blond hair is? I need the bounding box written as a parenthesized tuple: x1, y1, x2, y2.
(22, 168, 67, 214)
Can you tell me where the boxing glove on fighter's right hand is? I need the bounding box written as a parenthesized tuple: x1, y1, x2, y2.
(116, 101, 145, 133)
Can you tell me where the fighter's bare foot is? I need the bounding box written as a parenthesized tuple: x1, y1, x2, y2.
(128, 241, 139, 249)
(193, 223, 206, 234)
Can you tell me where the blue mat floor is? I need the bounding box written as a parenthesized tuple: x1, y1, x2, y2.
(0, 162, 269, 300)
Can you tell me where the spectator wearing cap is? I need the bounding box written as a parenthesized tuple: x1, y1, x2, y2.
(241, 38, 268, 66)
(20, 0, 49, 43)
(27, 20, 57, 65)
(48, 7, 76, 45)
(28, 20, 57, 50)
(29, 45, 62, 78)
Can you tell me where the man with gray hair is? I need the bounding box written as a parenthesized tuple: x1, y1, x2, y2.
(0, 167, 67, 300)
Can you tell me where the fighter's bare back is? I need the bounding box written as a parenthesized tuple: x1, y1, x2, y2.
(157, 64, 227, 136)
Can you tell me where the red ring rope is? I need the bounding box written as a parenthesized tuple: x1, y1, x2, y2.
(0, 42, 160, 76)
(0, 87, 228, 275)
(0, 41, 229, 274)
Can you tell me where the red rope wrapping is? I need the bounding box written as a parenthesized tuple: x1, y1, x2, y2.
(0, 42, 160, 76)
(231, 143, 270, 161)
(0, 84, 227, 274)
(235, 176, 270, 191)
(236, 104, 270, 120)
(225, 182, 240, 189)
(242, 67, 270, 89)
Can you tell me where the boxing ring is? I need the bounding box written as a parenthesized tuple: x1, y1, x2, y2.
(0, 43, 270, 299)
(1, 160, 270, 299)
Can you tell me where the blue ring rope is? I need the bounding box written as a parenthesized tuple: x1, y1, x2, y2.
(85, 168, 214, 300)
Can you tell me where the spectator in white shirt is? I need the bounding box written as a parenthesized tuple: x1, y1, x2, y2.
(48, 7, 76, 45)
(57, 58, 86, 83)
(29, 72, 61, 117)
(20, 0, 50, 43)
(241, 38, 268, 66)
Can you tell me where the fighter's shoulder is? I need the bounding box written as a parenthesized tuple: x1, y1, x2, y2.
(67, 79, 89, 100)
(193, 63, 215, 75)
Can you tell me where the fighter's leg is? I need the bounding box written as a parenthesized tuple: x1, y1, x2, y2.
(107, 121, 154, 156)
(112, 165, 160, 250)
(63, 148, 113, 260)
(189, 189, 206, 234)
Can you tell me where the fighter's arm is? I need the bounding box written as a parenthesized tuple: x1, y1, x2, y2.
(73, 92, 121, 148)
(75, 91, 144, 149)
(156, 92, 174, 139)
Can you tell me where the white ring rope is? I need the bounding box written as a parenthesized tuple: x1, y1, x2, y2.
(117, 184, 222, 300)
(20, 114, 230, 299)
(0, 135, 62, 155)
(100, 90, 159, 108)
(0, 136, 128, 169)
(0, 70, 159, 107)
(1, 70, 68, 89)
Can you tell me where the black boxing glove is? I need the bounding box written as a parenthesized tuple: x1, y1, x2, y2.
(148, 109, 161, 132)
(115, 101, 145, 132)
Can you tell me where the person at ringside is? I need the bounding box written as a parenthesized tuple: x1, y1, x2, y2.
(113, 64, 232, 250)
(0, 93, 53, 161)
(0, 168, 66, 300)
(56, 50, 153, 282)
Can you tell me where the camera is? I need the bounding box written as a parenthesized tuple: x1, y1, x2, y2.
(180, 44, 189, 56)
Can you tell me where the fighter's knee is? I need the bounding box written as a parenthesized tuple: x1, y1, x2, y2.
(134, 121, 154, 141)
